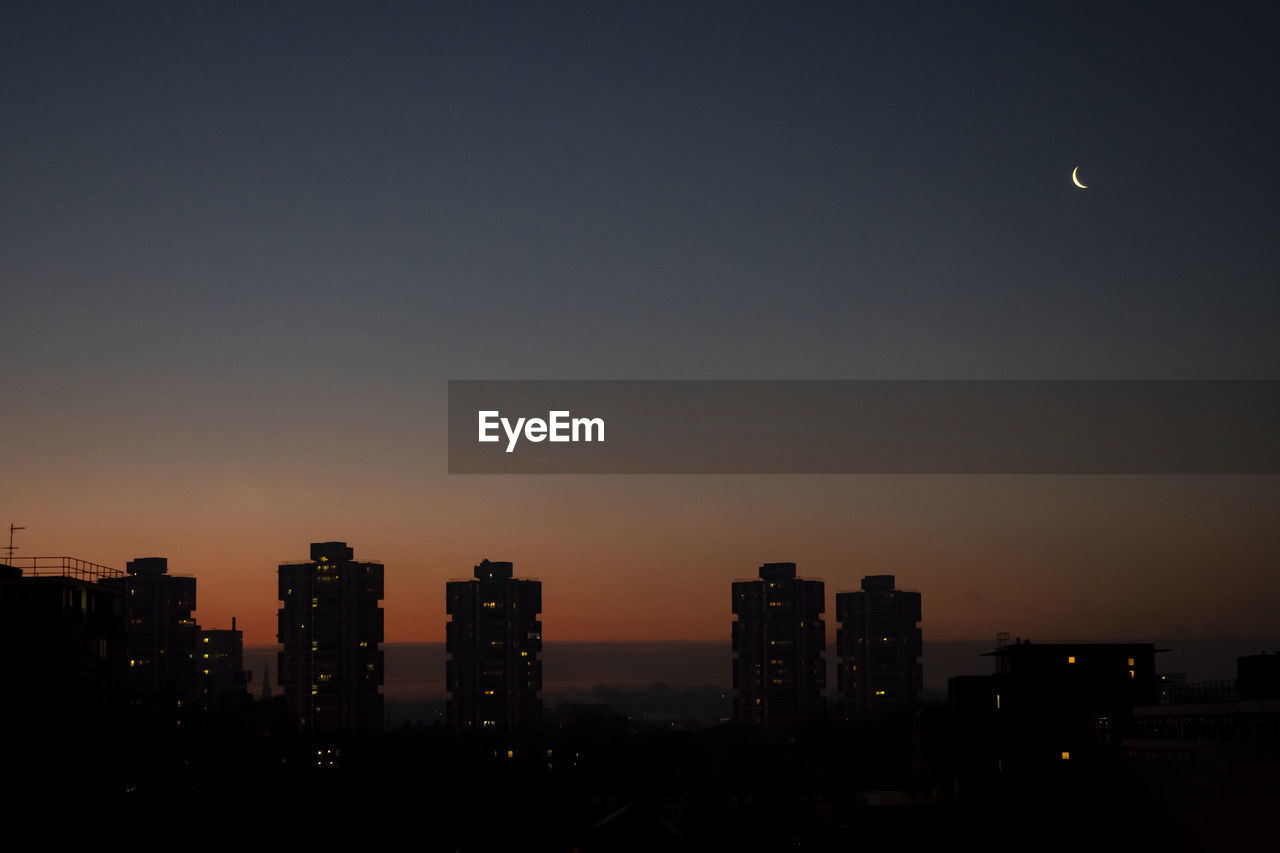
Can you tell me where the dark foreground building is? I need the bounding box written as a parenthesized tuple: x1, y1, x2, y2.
(947, 638, 1159, 801)
(446, 558, 542, 729)
(732, 562, 825, 728)
(278, 541, 384, 736)
(0, 557, 128, 795)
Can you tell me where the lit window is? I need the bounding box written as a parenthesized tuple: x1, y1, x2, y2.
(1129, 670, 1135, 679)
(1060, 751, 1070, 760)
(875, 690, 886, 696)
(1128, 657, 1135, 666)
(1067, 656, 1076, 664)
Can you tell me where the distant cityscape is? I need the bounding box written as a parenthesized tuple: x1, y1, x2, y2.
(2, 538, 1277, 847)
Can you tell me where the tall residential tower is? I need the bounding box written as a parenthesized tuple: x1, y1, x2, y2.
(836, 574, 922, 719)
(446, 559, 542, 729)
(732, 562, 826, 728)
(277, 542, 384, 736)
(111, 556, 200, 730)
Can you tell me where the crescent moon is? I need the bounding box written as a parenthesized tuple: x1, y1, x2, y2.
(1072, 166, 1088, 189)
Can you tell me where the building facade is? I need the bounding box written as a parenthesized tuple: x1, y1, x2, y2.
(732, 562, 826, 728)
(0, 558, 128, 794)
(277, 541, 384, 736)
(198, 618, 249, 721)
(446, 559, 542, 729)
(948, 640, 1159, 800)
(835, 574, 923, 719)
(109, 556, 201, 730)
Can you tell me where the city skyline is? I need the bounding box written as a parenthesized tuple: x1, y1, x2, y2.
(7, 489, 1280, 650)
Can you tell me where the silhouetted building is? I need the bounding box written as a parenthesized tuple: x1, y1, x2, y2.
(0, 558, 128, 793)
(1123, 651, 1280, 819)
(446, 559, 542, 729)
(277, 541, 384, 736)
(836, 574, 922, 720)
(947, 639, 1159, 800)
(1237, 652, 1280, 701)
(106, 556, 200, 730)
(198, 617, 250, 719)
(732, 562, 825, 728)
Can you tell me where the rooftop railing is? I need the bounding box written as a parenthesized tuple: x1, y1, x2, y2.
(8, 556, 123, 582)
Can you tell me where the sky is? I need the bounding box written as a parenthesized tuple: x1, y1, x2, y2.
(4, 1, 1279, 648)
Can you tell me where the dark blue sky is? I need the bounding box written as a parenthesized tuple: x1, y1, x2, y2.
(7, 1, 1277, 383)
(5, 2, 1279, 643)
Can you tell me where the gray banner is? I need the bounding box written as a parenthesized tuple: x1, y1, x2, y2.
(447, 381, 1280, 474)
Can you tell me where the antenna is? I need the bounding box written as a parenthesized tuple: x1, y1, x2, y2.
(4, 525, 24, 564)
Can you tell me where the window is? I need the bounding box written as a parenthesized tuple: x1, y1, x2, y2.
(1067, 656, 1076, 664)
